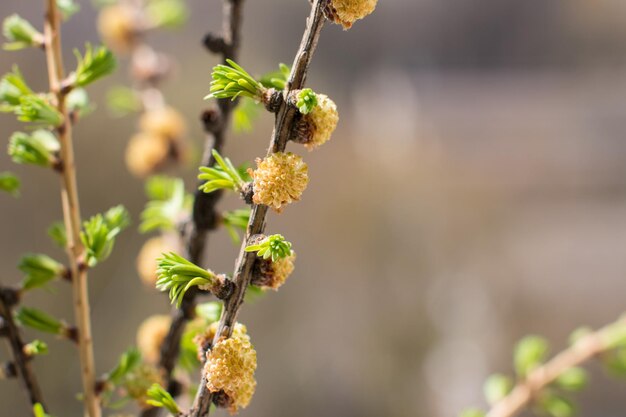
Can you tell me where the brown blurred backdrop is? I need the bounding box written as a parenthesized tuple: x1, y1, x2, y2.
(2, 0, 626, 416)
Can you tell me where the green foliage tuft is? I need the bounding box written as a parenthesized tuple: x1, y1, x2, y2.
(0, 172, 20, 197)
(19, 253, 65, 291)
(14, 95, 63, 126)
(259, 63, 290, 90)
(0, 66, 34, 107)
(198, 149, 247, 194)
(206, 59, 264, 101)
(146, 383, 181, 415)
(73, 43, 116, 87)
(2, 14, 43, 50)
(156, 252, 218, 307)
(15, 307, 65, 335)
(296, 88, 318, 115)
(107, 348, 142, 385)
(81, 205, 131, 267)
(245, 234, 293, 262)
(8, 130, 60, 167)
(24, 340, 49, 356)
(140, 176, 191, 233)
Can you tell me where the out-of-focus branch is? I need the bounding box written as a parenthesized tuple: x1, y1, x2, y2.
(188, 2, 326, 416)
(486, 315, 626, 417)
(43, 2, 100, 417)
(0, 285, 45, 409)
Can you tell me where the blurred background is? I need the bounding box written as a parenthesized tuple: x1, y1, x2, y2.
(2, 0, 626, 416)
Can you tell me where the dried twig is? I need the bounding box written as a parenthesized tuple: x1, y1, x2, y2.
(0, 286, 45, 409)
(43, 2, 100, 416)
(188, 1, 326, 415)
(487, 316, 626, 417)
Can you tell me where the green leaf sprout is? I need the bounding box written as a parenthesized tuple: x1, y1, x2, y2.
(33, 403, 53, 417)
(140, 176, 191, 233)
(2, 14, 44, 50)
(81, 205, 131, 267)
(19, 253, 65, 291)
(259, 63, 290, 90)
(23, 340, 49, 356)
(73, 43, 116, 87)
(514, 335, 549, 377)
(0, 172, 20, 197)
(15, 307, 66, 336)
(245, 234, 293, 262)
(8, 130, 60, 167)
(206, 59, 265, 101)
(296, 88, 318, 115)
(106, 348, 141, 385)
(198, 149, 247, 194)
(0, 66, 34, 108)
(14, 95, 63, 126)
(146, 383, 181, 415)
(156, 252, 220, 307)
(66, 88, 93, 118)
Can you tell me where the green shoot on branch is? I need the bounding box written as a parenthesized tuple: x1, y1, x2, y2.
(73, 43, 116, 88)
(81, 205, 130, 267)
(198, 149, 247, 194)
(19, 253, 65, 291)
(14, 95, 63, 126)
(140, 176, 191, 233)
(146, 383, 181, 415)
(245, 234, 293, 262)
(15, 307, 66, 336)
(0, 66, 34, 108)
(206, 59, 265, 101)
(2, 14, 43, 50)
(156, 252, 220, 307)
(24, 340, 49, 356)
(8, 130, 60, 168)
(296, 88, 318, 114)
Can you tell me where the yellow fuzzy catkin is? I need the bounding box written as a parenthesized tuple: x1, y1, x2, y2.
(329, 0, 378, 29)
(205, 336, 257, 414)
(250, 152, 309, 213)
(139, 107, 187, 140)
(97, 5, 138, 53)
(305, 94, 338, 151)
(136, 315, 171, 364)
(125, 132, 170, 177)
(254, 253, 296, 290)
(136, 237, 170, 286)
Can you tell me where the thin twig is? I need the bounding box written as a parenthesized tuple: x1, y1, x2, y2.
(487, 316, 626, 417)
(141, 2, 245, 416)
(188, 2, 326, 415)
(0, 286, 45, 410)
(43, 2, 100, 417)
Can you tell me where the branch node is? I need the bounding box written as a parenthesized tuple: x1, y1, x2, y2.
(203, 33, 228, 55)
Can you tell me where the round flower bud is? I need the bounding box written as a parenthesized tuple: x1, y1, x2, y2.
(252, 252, 296, 290)
(137, 237, 172, 287)
(204, 336, 257, 414)
(125, 132, 170, 177)
(296, 94, 338, 151)
(249, 152, 309, 213)
(137, 315, 171, 363)
(97, 5, 138, 53)
(326, 0, 378, 29)
(139, 107, 187, 140)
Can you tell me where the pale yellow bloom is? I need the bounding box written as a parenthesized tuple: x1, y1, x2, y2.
(250, 152, 309, 213)
(304, 94, 338, 151)
(139, 107, 187, 140)
(137, 315, 171, 363)
(205, 336, 257, 414)
(194, 322, 249, 360)
(328, 0, 378, 29)
(253, 253, 296, 290)
(125, 132, 170, 178)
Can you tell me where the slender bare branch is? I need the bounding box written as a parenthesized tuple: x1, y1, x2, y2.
(0, 286, 45, 411)
(43, 2, 100, 417)
(188, 2, 326, 415)
(487, 315, 626, 417)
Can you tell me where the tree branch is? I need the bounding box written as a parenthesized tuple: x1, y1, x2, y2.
(188, 2, 326, 415)
(0, 286, 45, 410)
(486, 315, 626, 417)
(43, 2, 100, 417)
(141, 2, 246, 417)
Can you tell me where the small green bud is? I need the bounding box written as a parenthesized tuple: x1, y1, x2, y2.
(23, 340, 49, 356)
(0, 67, 34, 108)
(81, 205, 130, 267)
(146, 383, 181, 415)
(33, 403, 52, 417)
(555, 367, 587, 391)
(514, 335, 549, 377)
(0, 172, 20, 197)
(145, 0, 188, 28)
(2, 14, 43, 50)
(73, 43, 116, 87)
(66, 88, 93, 118)
(15, 307, 65, 336)
(483, 373, 513, 405)
(296, 88, 318, 115)
(8, 130, 60, 167)
(140, 177, 191, 233)
(245, 234, 293, 262)
(19, 253, 65, 290)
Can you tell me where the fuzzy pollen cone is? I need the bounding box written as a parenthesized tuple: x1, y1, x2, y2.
(296, 94, 338, 151)
(204, 334, 257, 414)
(137, 314, 171, 364)
(252, 252, 296, 290)
(194, 322, 248, 360)
(137, 237, 172, 287)
(139, 106, 187, 140)
(325, 0, 377, 29)
(98, 5, 139, 53)
(125, 132, 171, 177)
(249, 152, 309, 213)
